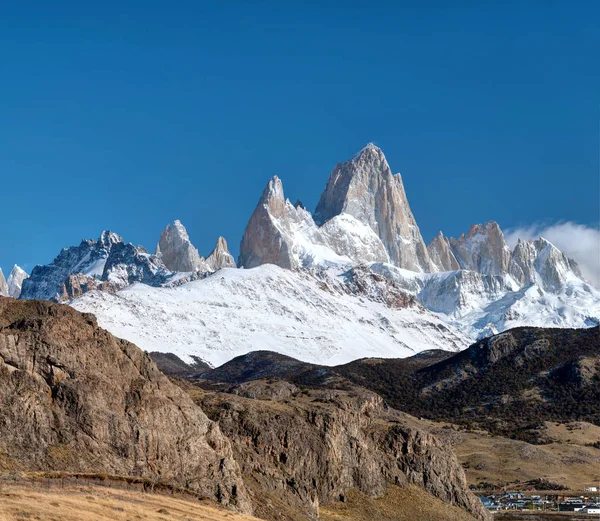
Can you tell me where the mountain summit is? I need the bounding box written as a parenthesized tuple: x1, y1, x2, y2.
(315, 144, 434, 272)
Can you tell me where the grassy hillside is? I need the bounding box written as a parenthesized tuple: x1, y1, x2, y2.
(0, 483, 260, 521)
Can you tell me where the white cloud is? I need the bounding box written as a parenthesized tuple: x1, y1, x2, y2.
(504, 222, 600, 287)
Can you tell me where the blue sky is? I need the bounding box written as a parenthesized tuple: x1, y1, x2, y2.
(1, 1, 598, 276)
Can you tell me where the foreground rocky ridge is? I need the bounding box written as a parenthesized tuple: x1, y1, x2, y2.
(0, 297, 251, 513)
(192, 381, 489, 521)
(186, 326, 599, 439)
(0, 297, 489, 521)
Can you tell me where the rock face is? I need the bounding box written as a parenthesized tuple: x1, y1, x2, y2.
(206, 236, 236, 271)
(449, 221, 512, 276)
(0, 269, 8, 297)
(427, 231, 461, 272)
(0, 297, 251, 513)
(198, 384, 489, 521)
(155, 220, 206, 272)
(315, 144, 435, 272)
(156, 220, 236, 273)
(509, 237, 582, 291)
(7, 265, 29, 299)
(239, 175, 389, 269)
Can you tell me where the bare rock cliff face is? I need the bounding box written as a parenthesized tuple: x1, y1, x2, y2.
(198, 384, 490, 521)
(239, 176, 295, 269)
(449, 221, 512, 276)
(239, 176, 389, 269)
(428, 231, 461, 272)
(0, 297, 252, 514)
(315, 144, 435, 272)
(156, 220, 207, 272)
(206, 236, 236, 271)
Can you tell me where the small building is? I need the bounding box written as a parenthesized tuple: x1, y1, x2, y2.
(581, 504, 600, 514)
(585, 487, 598, 492)
(559, 501, 586, 511)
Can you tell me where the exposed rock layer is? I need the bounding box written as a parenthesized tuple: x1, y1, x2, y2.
(197, 383, 490, 521)
(0, 297, 251, 513)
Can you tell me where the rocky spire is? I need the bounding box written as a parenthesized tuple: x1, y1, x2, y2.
(239, 176, 295, 269)
(7, 265, 29, 299)
(239, 175, 390, 270)
(205, 236, 236, 271)
(0, 269, 8, 297)
(427, 231, 461, 272)
(315, 144, 435, 272)
(156, 220, 206, 272)
(449, 221, 512, 276)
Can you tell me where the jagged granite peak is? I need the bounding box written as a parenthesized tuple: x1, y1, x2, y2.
(7, 265, 29, 299)
(239, 175, 294, 269)
(449, 221, 512, 276)
(239, 175, 389, 269)
(532, 237, 582, 291)
(315, 144, 435, 272)
(20, 231, 172, 302)
(427, 231, 461, 272)
(20, 231, 124, 301)
(205, 236, 236, 271)
(0, 269, 8, 297)
(156, 219, 207, 272)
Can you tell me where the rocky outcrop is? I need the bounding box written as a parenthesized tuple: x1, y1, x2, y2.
(7, 265, 29, 299)
(315, 144, 435, 272)
(428, 231, 461, 272)
(0, 269, 8, 297)
(239, 175, 389, 269)
(155, 220, 207, 272)
(198, 383, 490, 521)
(58, 273, 119, 302)
(0, 297, 251, 513)
(206, 236, 236, 271)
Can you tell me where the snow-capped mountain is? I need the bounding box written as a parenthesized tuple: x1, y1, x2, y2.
(315, 143, 434, 272)
(20, 222, 237, 302)
(237, 144, 598, 341)
(20, 230, 169, 301)
(7, 265, 29, 299)
(71, 263, 468, 366)
(239, 175, 389, 269)
(12, 143, 598, 365)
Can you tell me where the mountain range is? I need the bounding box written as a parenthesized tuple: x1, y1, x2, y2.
(5, 144, 598, 365)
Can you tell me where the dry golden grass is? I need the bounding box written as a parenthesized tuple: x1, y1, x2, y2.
(320, 484, 478, 521)
(0, 484, 261, 521)
(398, 415, 600, 490)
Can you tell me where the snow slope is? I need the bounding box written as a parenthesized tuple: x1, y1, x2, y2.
(369, 262, 600, 338)
(71, 264, 469, 366)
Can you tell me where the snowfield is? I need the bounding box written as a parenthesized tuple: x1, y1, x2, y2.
(71, 264, 469, 366)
